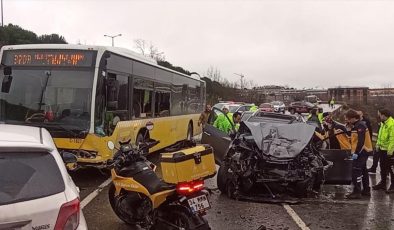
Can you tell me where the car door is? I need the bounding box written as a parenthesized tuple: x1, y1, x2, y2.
(320, 132, 353, 185)
(201, 108, 233, 165)
(321, 149, 352, 185)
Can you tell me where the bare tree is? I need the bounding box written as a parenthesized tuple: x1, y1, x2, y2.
(134, 39, 148, 56)
(205, 66, 222, 82)
(134, 39, 165, 61)
(248, 79, 259, 89)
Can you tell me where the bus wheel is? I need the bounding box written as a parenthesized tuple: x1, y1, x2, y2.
(186, 123, 193, 141)
(136, 131, 148, 154)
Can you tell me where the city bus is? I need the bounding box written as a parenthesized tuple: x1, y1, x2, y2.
(0, 44, 205, 169)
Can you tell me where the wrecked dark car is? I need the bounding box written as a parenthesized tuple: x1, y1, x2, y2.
(201, 109, 352, 200)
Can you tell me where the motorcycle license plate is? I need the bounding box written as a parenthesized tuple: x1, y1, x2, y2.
(187, 195, 210, 213)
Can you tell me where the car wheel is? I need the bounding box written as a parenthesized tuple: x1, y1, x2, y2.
(217, 165, 229, 194)
(295, 177, 313, 198)
(226, 180, 237, 199)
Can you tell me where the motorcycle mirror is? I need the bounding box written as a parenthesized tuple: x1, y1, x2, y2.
(62, 152, 77, 164)
(107, 141, 115, 150)
(146, 121, 154, 131)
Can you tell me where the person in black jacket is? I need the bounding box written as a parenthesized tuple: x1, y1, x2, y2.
(368, 121, 382, 174)
(358, 111, 377, 172)
(358, 111, 373, 142)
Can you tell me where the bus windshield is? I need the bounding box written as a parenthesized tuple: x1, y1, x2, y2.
(0, 68, 94, 137)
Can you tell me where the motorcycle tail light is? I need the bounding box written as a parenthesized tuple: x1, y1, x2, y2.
(54, 198, 80, 230)
(176, 180, 204, 195)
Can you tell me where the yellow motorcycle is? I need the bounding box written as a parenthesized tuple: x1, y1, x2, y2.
(107, 127, 211, 230)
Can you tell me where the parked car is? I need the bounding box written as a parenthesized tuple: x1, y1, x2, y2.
(259, 103, 274, 112)
(213, 102, 230, 110)
(270, 101, 286, 113)
(0, 124, 87, 230)
(287, 101, 317, 114)
(228, 104, 242, 113)
(201, 108, 352, 190)
(305, 95, 322, 105)
(229, 104, 254, 114)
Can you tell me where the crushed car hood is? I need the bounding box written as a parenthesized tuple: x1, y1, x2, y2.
(242, 121, 316, 159)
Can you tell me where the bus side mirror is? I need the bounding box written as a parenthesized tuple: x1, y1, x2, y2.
(1, 67, 13, 93)
(4, 67, 12, 76)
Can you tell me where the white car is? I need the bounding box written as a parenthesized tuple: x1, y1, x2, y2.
(0, 124, 87, 230)
(270, 101, 286, 113)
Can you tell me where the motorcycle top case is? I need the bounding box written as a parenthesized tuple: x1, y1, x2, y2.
(160, 144, 216, 184)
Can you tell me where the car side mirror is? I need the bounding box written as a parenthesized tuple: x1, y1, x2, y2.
(62, 152, 77, 164)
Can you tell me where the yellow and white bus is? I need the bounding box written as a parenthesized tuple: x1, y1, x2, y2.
(0, 44, 205, 168)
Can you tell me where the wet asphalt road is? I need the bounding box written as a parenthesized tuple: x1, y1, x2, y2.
(72, 104, 394, 229)
(72, 156, 394, 230)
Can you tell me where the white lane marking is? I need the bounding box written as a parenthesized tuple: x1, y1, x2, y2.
(81, 178, 112, 209)
(282, 204, 310, 230)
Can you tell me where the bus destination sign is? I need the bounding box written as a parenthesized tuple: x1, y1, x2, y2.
(2, 50, 96, 67)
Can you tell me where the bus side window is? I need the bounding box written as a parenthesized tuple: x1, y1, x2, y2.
(133, 78, 154, 119)
(106, 73, 129, 129)
(155, 91, 170, 117)
(133, 88, 153, 118)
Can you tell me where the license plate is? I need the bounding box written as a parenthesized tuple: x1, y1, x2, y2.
(187, 195, 210, 213)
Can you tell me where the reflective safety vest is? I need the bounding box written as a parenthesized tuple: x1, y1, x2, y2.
(307, 113, 323, 123)
(318, 113, 323, 123)
(376, 117, 394, 155)
(249, 106, 258, 112)
(333, 129, 351, 150)
(350, 120, 373, 154)
(315, 127, 351, 150)
(213, 112, 234, 134)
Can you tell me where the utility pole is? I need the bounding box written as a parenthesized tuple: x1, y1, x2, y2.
(104, 34, 122, 47)
(234, 73, 245, 89)
(1, 0, 4, 27)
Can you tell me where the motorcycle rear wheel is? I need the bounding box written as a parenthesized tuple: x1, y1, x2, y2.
(163, 210, 210, 230)
(108, 183, 144, 226)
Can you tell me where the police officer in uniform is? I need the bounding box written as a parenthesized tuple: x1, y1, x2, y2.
(372, 108, 394, 193)
(345, 109, 373, 199)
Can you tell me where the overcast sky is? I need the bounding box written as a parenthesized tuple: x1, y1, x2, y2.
(3, 0, 394, 88)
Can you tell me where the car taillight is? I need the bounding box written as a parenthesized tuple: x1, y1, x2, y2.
(176, 180, 204, 195)
(54, 198, 80, 230)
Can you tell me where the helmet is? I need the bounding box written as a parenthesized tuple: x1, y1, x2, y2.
(222, 105, 230, 110)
